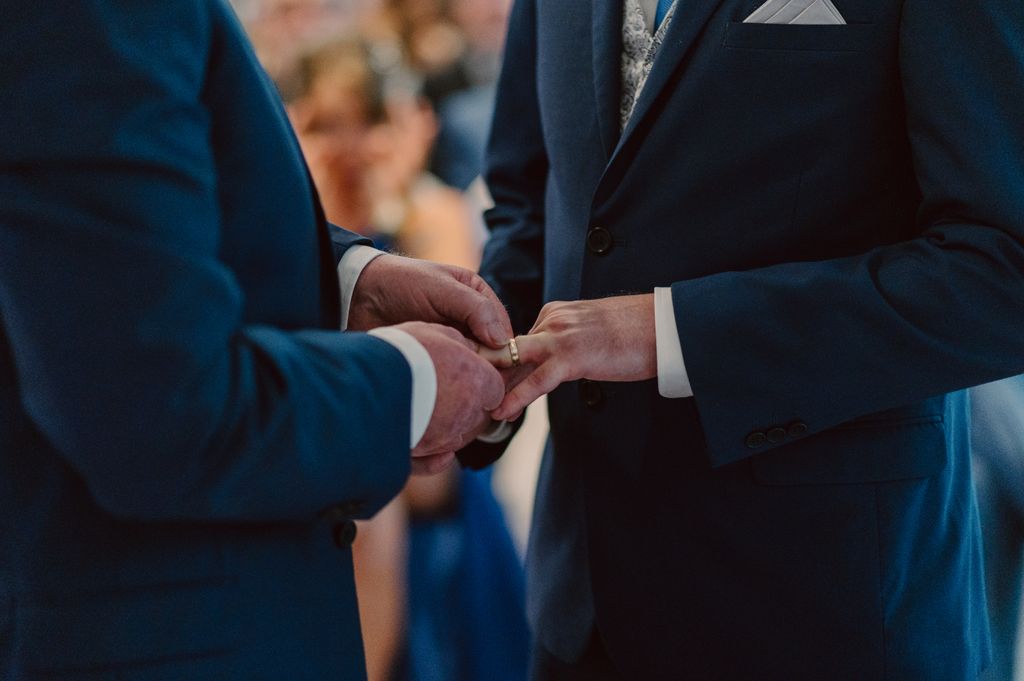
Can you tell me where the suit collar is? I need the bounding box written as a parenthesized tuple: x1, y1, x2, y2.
(603, 0, 727, 166)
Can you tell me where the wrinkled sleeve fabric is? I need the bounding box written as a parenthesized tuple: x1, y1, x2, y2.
(0, 0, 412, 522)
(670, 0, 1024, 466)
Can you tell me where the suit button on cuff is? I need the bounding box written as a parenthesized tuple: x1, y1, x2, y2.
(787, 422, 809, 438)
(745, 432, 768, 450)
(332, 520, 358, 549)
(586, 227, 614, 255)
(766, 427, 787, 444)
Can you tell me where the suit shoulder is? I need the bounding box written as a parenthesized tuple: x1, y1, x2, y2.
(1, 0, 213, 65)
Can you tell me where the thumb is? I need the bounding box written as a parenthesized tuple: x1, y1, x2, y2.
(438, 283, 510, 349)
(475, 357, 507, 412)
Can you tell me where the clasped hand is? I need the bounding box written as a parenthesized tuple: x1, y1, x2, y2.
(349, 254, 512, 475)
(483, 295, 657, 422)
(349, 253, 656, 475)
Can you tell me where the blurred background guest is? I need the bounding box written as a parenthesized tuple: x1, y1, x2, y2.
(973, 375, 1024, 681)
(238, 0, 355, 83)
(282, 38, 483, 265)
(430, 0, 511, 189)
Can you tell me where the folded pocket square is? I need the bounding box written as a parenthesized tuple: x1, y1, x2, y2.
(743, 0, 846, 24)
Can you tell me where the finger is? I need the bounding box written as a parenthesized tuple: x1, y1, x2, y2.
(430, 323, 468, 345)
(468, 273, 513, 344)
(492, 360, 567, 421)
(499, 365, 535, 393)
(475, 358, 506, 411)
(477, 334, 550, 370)
(434, 286, 497, 344)
(500, 408, 525, 423)
(428, 323, 480, 354)
(441, 275, 512, 349)
(529, 302, 563, 335)
(477, 344, 509, 367)
(452, 268, 506, 315)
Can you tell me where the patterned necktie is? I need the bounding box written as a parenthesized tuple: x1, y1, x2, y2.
(655, 0, 674, 29)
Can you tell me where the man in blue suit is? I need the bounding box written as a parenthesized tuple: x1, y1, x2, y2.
(463, 0, 1024, 677)
(0, 1, 515, 679)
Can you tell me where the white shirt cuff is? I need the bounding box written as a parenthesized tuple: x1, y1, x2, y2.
(654, 287, 694, 399)
(338, 245, 385, 331)
(368, 327, 437, 449)
(477, 420, 514, 444)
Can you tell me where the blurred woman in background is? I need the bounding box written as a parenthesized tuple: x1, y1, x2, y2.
(283, 38, 482, 266)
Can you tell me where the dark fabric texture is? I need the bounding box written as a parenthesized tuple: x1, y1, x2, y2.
(529, 632, 622, 681)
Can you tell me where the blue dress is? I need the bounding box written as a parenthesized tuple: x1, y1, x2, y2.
(398, 469, 531, 681)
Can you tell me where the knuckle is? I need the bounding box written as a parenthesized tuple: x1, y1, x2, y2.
(546, 315, 569, 333)
(438, 325, 464, 343)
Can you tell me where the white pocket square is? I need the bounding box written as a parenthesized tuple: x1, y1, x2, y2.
(743, 0, 847, 24)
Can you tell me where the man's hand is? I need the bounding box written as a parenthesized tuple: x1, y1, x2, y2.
(397, 322, 506, 475)
(350, 255, 513, 350)
(486, 295, 657, 421)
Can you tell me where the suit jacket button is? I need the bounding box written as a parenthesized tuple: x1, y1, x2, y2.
(333, 520, 358, 549)
(587, 227, 614, 255)
(787, 422, 809, 438)
(745, 432, 768, 449)
(767, 427, 788, 444)
(580, 380, 604, 407)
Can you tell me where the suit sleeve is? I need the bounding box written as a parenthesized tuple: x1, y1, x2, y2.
(0, 1, 411, 522)
(670, 0, 1024, 466)
(329, 223, 374, 265)
(458, 0, 548, 468)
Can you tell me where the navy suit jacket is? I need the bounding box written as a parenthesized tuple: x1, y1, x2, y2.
(476, 0, 1024, 678)
(0, 2, 412, 678)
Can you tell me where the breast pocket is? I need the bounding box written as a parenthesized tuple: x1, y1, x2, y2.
(723, 21, 875, 52)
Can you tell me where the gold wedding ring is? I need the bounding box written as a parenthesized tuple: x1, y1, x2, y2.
(507, 337, 521, 368)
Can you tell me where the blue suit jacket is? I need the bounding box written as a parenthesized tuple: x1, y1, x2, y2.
(0, 2, 412, 678)
(476, 0, 1024, 678)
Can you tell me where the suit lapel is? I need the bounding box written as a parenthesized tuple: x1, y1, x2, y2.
(592, 0, 624, 160)
(609, 0, 726, 165)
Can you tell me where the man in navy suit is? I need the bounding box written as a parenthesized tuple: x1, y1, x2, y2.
(0, 1, 514, 678)
(464, 0, 1024, 677)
